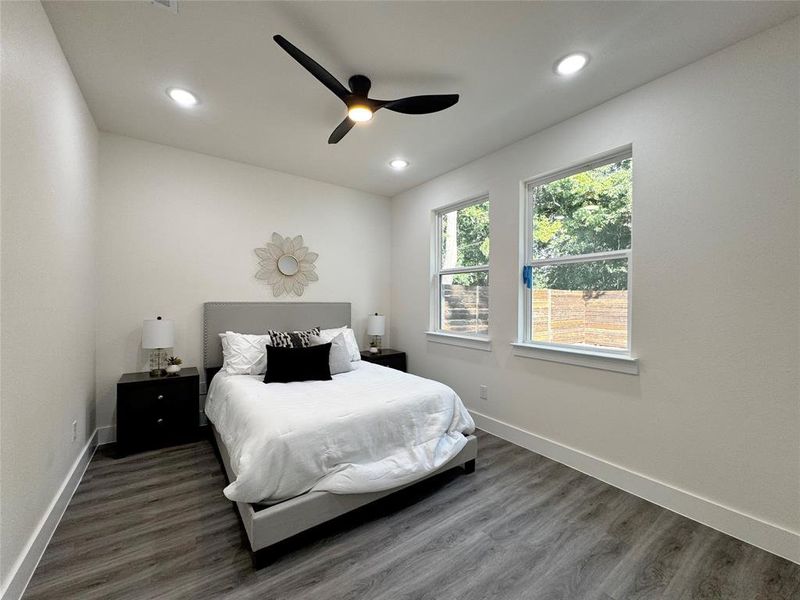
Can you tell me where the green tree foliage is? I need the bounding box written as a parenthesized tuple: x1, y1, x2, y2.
(532, 159, 631, 291)
(456, 201, 490, 267)
(441, 200, 489, 286)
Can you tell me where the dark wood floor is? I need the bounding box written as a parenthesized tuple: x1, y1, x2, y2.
(24, 430, 800, 600)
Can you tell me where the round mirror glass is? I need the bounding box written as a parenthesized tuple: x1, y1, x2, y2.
(277, 254, 300, 276)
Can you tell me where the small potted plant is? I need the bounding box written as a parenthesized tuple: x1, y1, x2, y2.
(165, 356, 182, 376)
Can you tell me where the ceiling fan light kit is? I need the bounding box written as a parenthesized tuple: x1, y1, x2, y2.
(347, 104, 373, 122)
(273, 35, 459, 144)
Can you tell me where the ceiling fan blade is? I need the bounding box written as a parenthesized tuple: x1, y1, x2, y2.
(328, 117, 356, 144)
(379, 94, 459, 115)
(273, 35, 349, 102)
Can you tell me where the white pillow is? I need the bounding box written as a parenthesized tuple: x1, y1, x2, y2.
(219, 333, 230, 371)
(310, 333, 353, 375)
(221, 331, 271, 375)
(319, 326, 361, 362)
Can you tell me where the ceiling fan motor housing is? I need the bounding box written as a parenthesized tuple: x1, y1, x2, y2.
(348, 75, 372, 99)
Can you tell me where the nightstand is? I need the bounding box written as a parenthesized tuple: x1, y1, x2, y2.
(116, 367, 200, 456)
(360, 349, 407, 372)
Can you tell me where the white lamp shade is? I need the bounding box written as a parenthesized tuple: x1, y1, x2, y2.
(367, 314, 385, 336)
(142, 318, 175, 349)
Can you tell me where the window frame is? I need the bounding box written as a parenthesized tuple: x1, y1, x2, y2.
(519, 148, 636, 365)
(428, 194, 491, 347)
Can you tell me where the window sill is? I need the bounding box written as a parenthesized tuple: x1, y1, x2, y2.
(511, 343, 639, 375)
(425, 331, 492, 352)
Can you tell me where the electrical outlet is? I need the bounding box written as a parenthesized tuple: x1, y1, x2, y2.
(72, 420, 78, 442)
(479, 385, 488, 400)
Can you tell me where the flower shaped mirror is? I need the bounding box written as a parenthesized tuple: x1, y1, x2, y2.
(255, 233, 319, 296)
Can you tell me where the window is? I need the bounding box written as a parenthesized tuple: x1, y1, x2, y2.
(522, 150, 632, 356)
(431, 196, 490, 339)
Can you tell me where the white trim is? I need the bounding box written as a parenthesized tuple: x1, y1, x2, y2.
(523, 145, 633, 189)
(521, 148, 634, 356)
(470, 410, 800, 565)
(511, 342, 639, 374)
(518, 180, 531, 344)
(433, 193, 491, 216)
(430, 193, 490, 335)
(429, 208, 439, 335)
(425, 331, 492, 351)
(0, 429, 99, 600)
(524, 253, 632, 354)
(528, 249, 630, 267)
(439, 265, 489, 276)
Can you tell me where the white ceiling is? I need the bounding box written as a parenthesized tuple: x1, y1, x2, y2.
(43, 1, 798, 197)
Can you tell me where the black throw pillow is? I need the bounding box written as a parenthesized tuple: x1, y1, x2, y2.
(264, 342, 332, 383)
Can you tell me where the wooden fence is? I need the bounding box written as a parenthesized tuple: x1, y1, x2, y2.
(441, 286, 627, 349)
(533, 289, 628, 349)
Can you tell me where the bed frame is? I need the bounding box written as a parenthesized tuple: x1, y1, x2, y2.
(203, 302, 477, 565)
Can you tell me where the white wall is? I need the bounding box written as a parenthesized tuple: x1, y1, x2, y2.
(391, 19, 799, 559)
(0, 0, 98, 591)
(96, 133, 391, 431)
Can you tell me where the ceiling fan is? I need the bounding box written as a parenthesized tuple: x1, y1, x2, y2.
(273, 35, 460, 144)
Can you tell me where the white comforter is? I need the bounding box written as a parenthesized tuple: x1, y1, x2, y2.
(205, 361, 475, 503)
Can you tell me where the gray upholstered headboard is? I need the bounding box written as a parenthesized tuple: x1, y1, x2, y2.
(203, 302, 351, 382)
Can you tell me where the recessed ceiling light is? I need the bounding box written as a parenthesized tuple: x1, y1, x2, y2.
(389, 159, 409, 170)
(348, 105, 373, 122)
(554, 52, 589, 76)
(166, 87, 199, 107)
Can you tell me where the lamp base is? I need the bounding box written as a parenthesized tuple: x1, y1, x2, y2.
(148, 348, 168, 378)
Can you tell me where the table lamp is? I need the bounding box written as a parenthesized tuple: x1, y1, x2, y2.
(367, 313, 385, 354)
(142, 316, 175, 377)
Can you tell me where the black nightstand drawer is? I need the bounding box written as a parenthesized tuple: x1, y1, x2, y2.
(116, 368, 199, 456)
(120, 386, 193, 443)
(360, 349, 407, 372)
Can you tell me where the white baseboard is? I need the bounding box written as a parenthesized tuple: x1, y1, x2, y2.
(0, 429, 99, 600)
(470, 409, 800, 565)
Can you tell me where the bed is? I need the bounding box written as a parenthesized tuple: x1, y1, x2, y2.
(202, 302, 477, 565)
